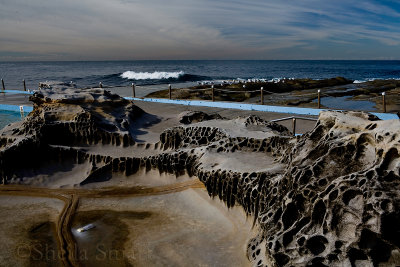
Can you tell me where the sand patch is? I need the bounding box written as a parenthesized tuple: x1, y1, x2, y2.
(73, 188, 256, 266)
(0, 195, 64, 266)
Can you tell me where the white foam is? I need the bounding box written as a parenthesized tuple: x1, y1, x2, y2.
(353, 78, 400, 84)
(353, 78, 377, 84)
(234, 77, 295, 83)
(121, 71, 184, 80)
(353, 80, 367, 84)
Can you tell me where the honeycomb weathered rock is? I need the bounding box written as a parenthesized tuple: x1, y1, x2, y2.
(1, 86, 399, 266)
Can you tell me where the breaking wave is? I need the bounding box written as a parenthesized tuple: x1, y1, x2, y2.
(121, 71, 185, 80)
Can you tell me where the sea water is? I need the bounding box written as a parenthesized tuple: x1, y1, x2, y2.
(0, 60, 399, 113)
(0, 60, 399, 90)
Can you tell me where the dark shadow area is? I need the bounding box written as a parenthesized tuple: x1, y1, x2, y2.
(129, 112, 162, 143)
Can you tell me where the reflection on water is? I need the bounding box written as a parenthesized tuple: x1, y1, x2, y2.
(313, 96, 376, 111)
(0, 110, 24, 129)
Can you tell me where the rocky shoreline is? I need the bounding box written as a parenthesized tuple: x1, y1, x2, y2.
(0, 86, 400, 266)
(146, 78, 400, 113)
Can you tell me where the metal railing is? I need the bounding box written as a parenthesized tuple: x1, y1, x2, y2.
(0, 78, 395, 113)
(153, 83, 390, 113)
(270, 116, 318, 136)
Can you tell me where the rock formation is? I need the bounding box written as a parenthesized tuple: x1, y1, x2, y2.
(0, 87, 141, 183)
(178, 110, 223, 124)
(1, 86, 400, 266)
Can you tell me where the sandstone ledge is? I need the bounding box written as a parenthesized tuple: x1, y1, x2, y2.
(0, 87, 399, 266)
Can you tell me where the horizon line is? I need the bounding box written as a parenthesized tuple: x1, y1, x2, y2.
(1, 59, 400, 63)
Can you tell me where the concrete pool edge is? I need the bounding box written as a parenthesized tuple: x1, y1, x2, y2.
(125, 97, 399, 121)
(0, 91, 397, 120)
(0, 90, 34, 95)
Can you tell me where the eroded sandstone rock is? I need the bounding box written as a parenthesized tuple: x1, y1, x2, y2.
(1, 87, 399, 266)
(178, 110, 223, 124)
(0, 88, 142, 182)
(159, 111, 400, 266)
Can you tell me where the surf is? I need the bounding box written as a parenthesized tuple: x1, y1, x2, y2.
(121, 71, 185, 80)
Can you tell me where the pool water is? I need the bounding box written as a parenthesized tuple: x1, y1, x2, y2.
(313, 96, 377, 111)
(0, 110, 25, 129)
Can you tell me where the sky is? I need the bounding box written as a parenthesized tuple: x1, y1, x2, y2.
(0, 0, 400, 61)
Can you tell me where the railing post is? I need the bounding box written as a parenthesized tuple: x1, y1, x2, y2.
(211, 85, 215, 102)
(169, 84, 172, 99)
(23, 79, 26, 91)
(99, 82, 103, 88)
(317, 89, 321, 109)
(1, 79, 4, 90)
(132, 83, 136, 98)
(260, 87, 264, 105)
(292, 117, 296, 136)
(382, 92, 386, 113)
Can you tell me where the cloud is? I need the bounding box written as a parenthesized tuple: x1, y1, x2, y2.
(0, 0, 399, 60)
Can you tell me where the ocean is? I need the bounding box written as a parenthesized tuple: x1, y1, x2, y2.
(0, 60, 399, 128)
(0, 60, 400, 91)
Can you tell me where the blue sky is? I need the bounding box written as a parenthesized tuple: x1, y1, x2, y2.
(0, 0, 399, 60)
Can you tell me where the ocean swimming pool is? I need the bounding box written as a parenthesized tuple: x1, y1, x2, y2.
(0, 110, 25, 129)
(0, 104, 32, 129)
(312, 96, 377, 111)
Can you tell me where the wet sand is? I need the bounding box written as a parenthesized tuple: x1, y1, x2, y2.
(73, 188, 257, 267)
(0, 196, 64, 266)
(0, 177, 257, 266)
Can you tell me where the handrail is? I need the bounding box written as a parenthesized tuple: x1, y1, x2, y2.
(270, 116, 318, 123)
(0, 82, 392, 114)
(270, 116, 318, 136)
